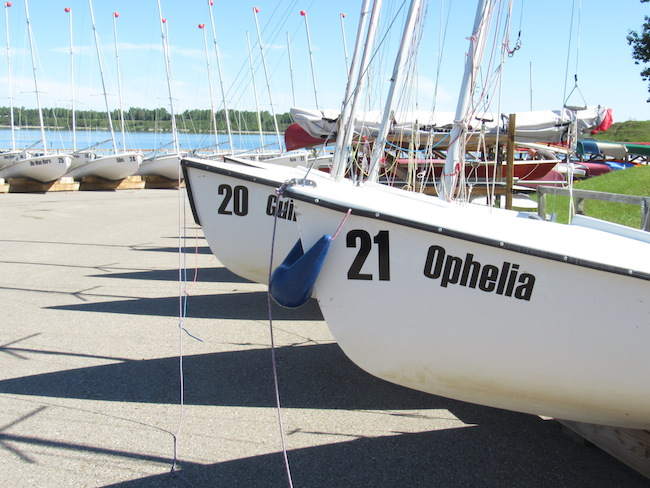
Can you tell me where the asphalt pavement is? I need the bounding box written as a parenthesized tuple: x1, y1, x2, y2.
(0, 188, 647, 487)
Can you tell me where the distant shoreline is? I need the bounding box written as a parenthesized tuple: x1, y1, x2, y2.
(0, 125, 278, 135)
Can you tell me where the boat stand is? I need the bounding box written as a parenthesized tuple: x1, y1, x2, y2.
(78, 175, 145, 191)
(7, 177, 79, 193)
(143, 175, 184, 189)
(559, 420, 650, 478)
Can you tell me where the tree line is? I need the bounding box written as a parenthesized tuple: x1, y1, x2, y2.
(0, 106, 294, 133)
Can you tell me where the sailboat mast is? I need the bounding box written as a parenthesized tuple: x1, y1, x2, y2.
(247, 31, 265, 151)
(199, 24, 219, 150)
(367, 0, 423, 182)
(4, 1, 15, 151)
(252, 6, 282, 152)
(440, 0, 493, 200)
(331, 0, 377, 180)
(24, 0, 47, 154)
(300, 10, 320, 110)
(340, 12, 350, 76)
(88, 0, 117, 153)
(65, 7, 76, 152)
(112, 12, 126, 151)
(156, 2, 179, 155)
(286, 32, 296, 107)
(207, 0, 234, 153)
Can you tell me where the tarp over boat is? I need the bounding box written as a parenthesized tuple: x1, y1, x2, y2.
(288, 106, 613, 149)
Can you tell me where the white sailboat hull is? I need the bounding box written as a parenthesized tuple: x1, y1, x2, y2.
(0, 153, 72, 182)
(65, 151, 142, 180)
(137, 153, 182, 180)
(284, 182, 650, 428)
(0, 150, 34, 169)
(182, 156, 332, 284)
(69, 152, 97, 171)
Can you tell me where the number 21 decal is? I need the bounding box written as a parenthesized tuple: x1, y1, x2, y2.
(346, 229, 390, 281)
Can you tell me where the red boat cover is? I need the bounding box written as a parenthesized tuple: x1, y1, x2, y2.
(284, 123, 330, 151)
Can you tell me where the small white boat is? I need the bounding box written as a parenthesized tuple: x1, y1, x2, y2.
(0, 153, 72, 182)
(65, 151, 143, 180)
(274, 0, 650, 430)
(283, 180, 650, 429)
(0, 150, 32, 168)
(182, 155, 332, 285)
(137, 153, 183, 180)
(0, 0, 71, 183)
(63, 2, 143, 182)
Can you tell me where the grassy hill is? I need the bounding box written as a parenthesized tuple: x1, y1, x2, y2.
(544, 164, 650, 227)
(591, 120, 650, 143)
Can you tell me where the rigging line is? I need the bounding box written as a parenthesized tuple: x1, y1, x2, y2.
(430, 0, 453, 114)
(266, 188, 295, 488)
(227, 0, 306, 108)
(339, 0, 411, 113)
(574, 0, 582, 76)
(469, 15, 509, 124)
(561, 0, 577, 110)
(487, 0, 514, 206)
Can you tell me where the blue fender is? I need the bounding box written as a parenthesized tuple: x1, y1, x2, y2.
(270, 235, 332, 308)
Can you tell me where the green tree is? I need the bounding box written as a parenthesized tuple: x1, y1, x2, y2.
(627, 0, 650, 101)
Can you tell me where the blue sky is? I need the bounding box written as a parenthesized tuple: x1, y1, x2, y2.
(2, 0, 649, 124)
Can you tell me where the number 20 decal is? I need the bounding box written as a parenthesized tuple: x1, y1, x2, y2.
(217, 184, 249, 216)
(346, 230, 390, 281)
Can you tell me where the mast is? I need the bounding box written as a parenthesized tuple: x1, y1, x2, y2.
(199, 24, 219, 150)
(207, 0, 233, 153)
(286, 32, 296, 107)
(156, 2, 179, 155)
(440, 0, 493, 200)
(247, 31, 264, 151)
(367, 0, 424, 182)
(88, 0, 117, 153)
(4, 1, 15, 151)
(24, 0, 47, 154)
(340, 12, 349, 76)
(300, 10, 319, 110)
(112, 12, 126, 151)
(65, 7, 76, 152)
(252, 6, 282, 152)
(331, 0, 377, 180)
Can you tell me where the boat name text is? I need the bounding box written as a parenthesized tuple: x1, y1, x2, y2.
(266, 195, 297, 221)
(423, 245, 535, 301)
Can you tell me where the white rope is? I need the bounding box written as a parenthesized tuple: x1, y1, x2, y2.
(267, 185, 295, 488)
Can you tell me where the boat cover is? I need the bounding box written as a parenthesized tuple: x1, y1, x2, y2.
(289, 106, 613, 146)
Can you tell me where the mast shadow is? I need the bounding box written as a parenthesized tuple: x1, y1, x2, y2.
(46, 291, 323, 320)
(102, 422, 647, 488)
(91, 266, 253, 284)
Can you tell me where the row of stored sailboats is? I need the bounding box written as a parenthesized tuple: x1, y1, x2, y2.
(0, 0, 72, 182)
(182, 0, 650, 430)
(0, 0, 182, 184)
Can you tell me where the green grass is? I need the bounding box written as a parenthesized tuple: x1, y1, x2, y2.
(591, 120, 650, 143)
(542, 165, 650, 227)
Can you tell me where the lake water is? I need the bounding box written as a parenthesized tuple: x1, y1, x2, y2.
(0, 128, 283, 154)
